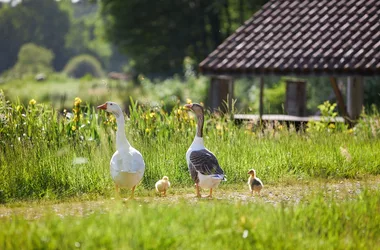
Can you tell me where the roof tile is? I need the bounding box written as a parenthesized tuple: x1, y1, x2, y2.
(200, 0, 380, 75)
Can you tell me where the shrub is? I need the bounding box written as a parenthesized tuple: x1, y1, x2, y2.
(306, 101, 348, 133)
(10, 43, 54, 77)
(63, 54, 104, 78)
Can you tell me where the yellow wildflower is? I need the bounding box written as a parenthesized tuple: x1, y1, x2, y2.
(74, 97, 82, 106)
(145, 128, 151, 134)
(109, 116, 116, 123)
(149, 112, 156, 118)
(240, 216, 246, 224)
(186, 98, 192, 104)
(177, 109, 182, 115)
(138, 74, 145, 81)
(328, 123, 336, 129)
(72, 125, 76, 131)
(29, 99, 36, 105)
(16, 105, 23, 112)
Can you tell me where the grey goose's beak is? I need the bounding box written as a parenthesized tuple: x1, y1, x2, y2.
(184, 103, 193, 110)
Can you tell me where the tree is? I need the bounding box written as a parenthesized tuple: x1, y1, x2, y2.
(11, 43, 54, 77)
(63, 54, 104, 78)
(100, 0, 268, 77)
(0, 0, 70, 73)
(64, 0, 127, 72)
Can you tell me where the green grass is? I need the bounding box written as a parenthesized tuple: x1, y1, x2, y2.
(0, 188, 379, 249)
(1, 91, 380, 202)
(1, 90, 380, 249)
(0, 73, 209, 111)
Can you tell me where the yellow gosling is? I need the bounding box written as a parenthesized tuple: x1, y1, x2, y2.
(155, 176, 171, 196)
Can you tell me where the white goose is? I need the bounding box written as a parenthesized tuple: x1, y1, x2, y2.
(97, 101, 145, 199)
(184, 103, 226, 198)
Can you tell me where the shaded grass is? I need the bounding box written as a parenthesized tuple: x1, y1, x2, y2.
(0, 188, 379, 249)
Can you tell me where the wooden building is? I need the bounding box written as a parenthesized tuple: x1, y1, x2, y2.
(199, 0, 380, 122)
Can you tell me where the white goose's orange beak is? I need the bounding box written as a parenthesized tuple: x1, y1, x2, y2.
(97, 103, 107, 110)
(184, 104, 193, 109)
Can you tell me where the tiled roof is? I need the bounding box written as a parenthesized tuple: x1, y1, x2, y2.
(199, 0, 380, 76)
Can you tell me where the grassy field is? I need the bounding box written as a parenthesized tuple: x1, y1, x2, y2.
(0, 182, 379, 249)
(1, 91, 380, 201)
(1, 91, 380, 249)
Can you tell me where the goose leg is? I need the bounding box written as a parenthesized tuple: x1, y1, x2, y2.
(115, 184, 120, 199)
(195, 183, 201, 198)
(206, 188, 213, 198)
(128, 185, 136, 200)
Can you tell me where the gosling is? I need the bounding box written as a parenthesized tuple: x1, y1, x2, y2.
(247, 169, 263, 196)
(155, 176, 171, 196)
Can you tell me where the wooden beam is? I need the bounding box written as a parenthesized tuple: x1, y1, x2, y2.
(259, 77, 264, 123)
(329, 77, 350, 123)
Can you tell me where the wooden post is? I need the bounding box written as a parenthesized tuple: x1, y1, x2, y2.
(208, 76, 233, 112)
(259, 77, 264, 122)
(227, 79, 234, 112)
(330, 77, 349, 122)
(209, 77, 220, 110)
(347, 77, 363, 121)
(285, 79, 307, 116)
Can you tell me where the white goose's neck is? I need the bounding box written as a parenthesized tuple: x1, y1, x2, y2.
(115, 113, 130, 149)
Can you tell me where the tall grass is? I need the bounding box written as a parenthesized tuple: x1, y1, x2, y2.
(0, 189, 379, 249)
(1, 91, 380, 202)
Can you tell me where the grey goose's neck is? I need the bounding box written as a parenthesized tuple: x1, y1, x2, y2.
(196, 114, 204, 138)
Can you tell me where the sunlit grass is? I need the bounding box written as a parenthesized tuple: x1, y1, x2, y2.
(1, 91, 380, 249)
(1, 91, 380, 203)
(0, 188, 379, 249)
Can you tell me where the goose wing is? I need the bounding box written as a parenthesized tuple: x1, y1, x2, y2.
(188, 149, 224, 182)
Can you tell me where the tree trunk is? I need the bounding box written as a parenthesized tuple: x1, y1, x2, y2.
(224, 0, 232, 35)
(207, 3, 222, 48)
(239, 0, 245, 24)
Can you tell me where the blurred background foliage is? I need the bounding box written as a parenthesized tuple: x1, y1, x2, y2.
(0, 0, 379, 114)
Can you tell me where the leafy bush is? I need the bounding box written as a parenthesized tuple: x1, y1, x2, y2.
(307, 101, 348, 133)
(10, 43, 54, 77)
(137, 74, 208, 112)
(234, 77, 286, 114)
(263, 79, 286, 113)
(63, 54, 104, 78)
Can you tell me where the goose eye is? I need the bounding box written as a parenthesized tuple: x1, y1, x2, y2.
(110, 103, 113, 106)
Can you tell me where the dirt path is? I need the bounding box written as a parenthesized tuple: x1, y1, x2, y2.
(1, 177, 379, 219)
